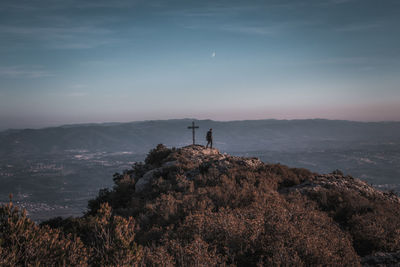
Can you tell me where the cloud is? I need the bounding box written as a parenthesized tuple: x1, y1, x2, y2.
(217, 19, 317, 36)
(315, 0, 357, 6)
(219, 25, 276, 35)
(335, 23, 382, 32)
(328, 0, 355, 4)
(274, 57, 373, 68)
(159, 4, 261, 17)
(308, 57, 368, 65)
(0, 2, 125, 50)
(211, 51, 216, 58)
(0, 66, 54, 78)
(1, 0, 138, 11)
(0, 25, 112, 35)
(358, 66, 375, 72)
(0, 24, 118, 49)
(71, 0, 137, 9)
(183, 23, 285, 36)
(67, 92, 88, 97)
(48, 38, 119, 50)
(70, 84, 87, 89)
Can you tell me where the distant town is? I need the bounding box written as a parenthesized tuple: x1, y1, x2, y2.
(0, 149, 144, 221)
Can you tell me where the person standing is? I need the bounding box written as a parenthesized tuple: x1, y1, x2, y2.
(206, 128, 213, 148)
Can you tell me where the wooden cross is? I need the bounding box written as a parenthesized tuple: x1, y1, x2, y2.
(187, 121, 199, 145)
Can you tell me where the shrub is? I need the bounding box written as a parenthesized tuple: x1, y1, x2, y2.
(308, 188, 400, 256)
(0, 202, 87, 266)
(85, 203, 142, 266)
(145, 144, 172, 166)
(42, 203, 143, 266)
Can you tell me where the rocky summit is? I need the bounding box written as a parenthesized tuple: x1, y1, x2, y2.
(6, 144, 400, 266)
(135, 145, 263, 193)
(82, 144, 400, 266)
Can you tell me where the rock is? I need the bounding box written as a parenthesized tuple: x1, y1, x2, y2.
(162, 160, 177, 167)
(135, 168, 161, 192)
(243, 158, 263, 168)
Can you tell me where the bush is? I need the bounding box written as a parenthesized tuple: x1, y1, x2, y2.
(308, 188, 400, 256)
(145, 144, 172, 166)
(85, 203, 142, 266)
(0, 202, 87, 266)
(0, 203, 142, 266)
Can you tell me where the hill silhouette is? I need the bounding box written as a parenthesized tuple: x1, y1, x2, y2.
(2, 144, 400, 266)
(2, 119, 400, 156)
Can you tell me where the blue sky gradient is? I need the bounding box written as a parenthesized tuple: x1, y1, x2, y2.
(0, 0, 399, 129)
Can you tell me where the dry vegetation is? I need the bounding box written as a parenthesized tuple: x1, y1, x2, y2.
(2, 144, 400, 266)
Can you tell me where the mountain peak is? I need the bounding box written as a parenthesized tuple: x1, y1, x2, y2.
(83, 144, 400, 265)
(134, 144, 263, 192)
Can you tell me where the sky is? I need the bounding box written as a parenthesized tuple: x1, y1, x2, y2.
(0, 0, 399, 129)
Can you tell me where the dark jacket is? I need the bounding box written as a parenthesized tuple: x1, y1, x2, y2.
(206, 131, 212, 141)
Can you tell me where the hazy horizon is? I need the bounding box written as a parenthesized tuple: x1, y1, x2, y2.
(1, 0, 399, 129)
(2, 117, 400, 132)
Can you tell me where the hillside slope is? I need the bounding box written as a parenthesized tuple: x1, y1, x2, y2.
(78, 145, 400, 266)
(3, 144, 400, 265)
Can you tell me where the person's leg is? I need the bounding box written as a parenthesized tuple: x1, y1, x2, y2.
(206, 141, 209, 148)
(210, 139, 213, 148)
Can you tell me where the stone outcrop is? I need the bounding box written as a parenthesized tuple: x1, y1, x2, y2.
(134, 145, 263, 192)
(281, 173, 400, 204)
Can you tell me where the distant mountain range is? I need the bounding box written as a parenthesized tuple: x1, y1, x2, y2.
(2, 119, 400, 156)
